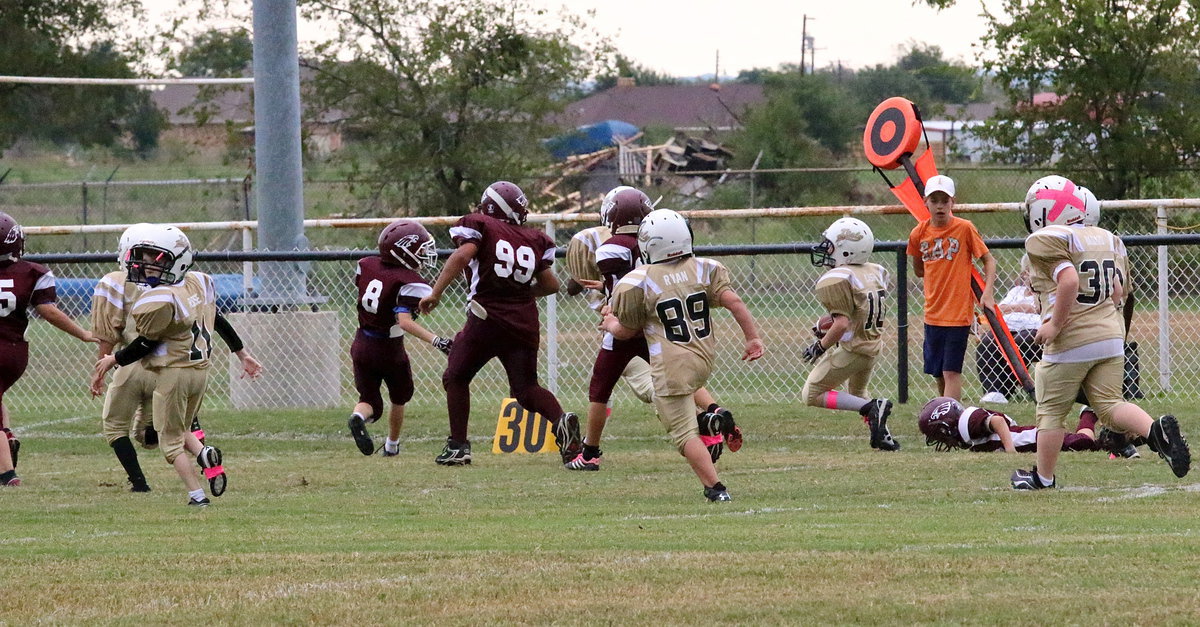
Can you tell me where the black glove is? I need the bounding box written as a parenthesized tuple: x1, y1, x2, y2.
(432, 336, 453, 356)
(803, 340, 826, 364)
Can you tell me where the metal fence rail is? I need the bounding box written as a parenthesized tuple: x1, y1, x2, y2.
(13, 230, 1200, 421)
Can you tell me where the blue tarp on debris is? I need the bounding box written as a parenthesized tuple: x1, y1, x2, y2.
(545, 120, 640, 160)
(54, 274, 264, 317)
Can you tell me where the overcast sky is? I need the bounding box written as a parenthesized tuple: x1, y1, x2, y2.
(534, 0, 999, 77)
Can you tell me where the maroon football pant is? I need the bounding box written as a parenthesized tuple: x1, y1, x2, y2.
(443, 314, 562, 442)
(0, 340, 29, 407)
(350, 330, 414, 420)
(588, 336, 649, 404)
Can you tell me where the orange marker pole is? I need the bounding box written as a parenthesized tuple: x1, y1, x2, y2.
(864, 98, 1034, 396)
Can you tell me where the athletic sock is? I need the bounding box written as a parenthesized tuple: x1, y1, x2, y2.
(188, 488, 206, 501)
(1038, 472, 1055, 487)
(582, 444, 601, 459)
(384, 438, 399, 454)
(110, 437, 146, 484)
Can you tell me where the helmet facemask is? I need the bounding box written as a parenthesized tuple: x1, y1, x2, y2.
(810, 239, 836, 268)
(127, 245, 180, 286)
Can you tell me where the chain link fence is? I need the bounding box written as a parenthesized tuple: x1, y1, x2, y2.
(10, 206, 1200, 422)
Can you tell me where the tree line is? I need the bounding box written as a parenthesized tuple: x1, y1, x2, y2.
(2, 0, 1199, 216)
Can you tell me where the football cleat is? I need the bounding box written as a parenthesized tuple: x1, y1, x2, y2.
(381, 446, 400, 457)
(348, 415, 374, 456)
(4, 476, 21, 487)
(129, 479, 151, 493)
(196, 446, 227, 497)
(554, 413, 583, 464)
(1097, 428, 1140, 459)
(564, 451, 602, 471)
(863, 399, 899, 451)
(703, 485, 732, 502)
(1011, 467, 1055, 490)
(697, 411, 727, 463)
(435, 439, 472, 466)
(1, 472, 20, 487)
(1148, 415, 1191, 478)
(187, 497, 211, 507)
(8, 433, 18, 468)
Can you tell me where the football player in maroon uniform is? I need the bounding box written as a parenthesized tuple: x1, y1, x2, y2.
(419, 181, 581, 466)
(567, 188, 741, 471)
(918, 396, 1110, 454)
(0, 212, 97, 486)
(347, 220, 454, 457)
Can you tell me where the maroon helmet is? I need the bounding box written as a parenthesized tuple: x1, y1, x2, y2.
(378, 220, 436, 269)
(918, 397, 966, 451)
(0, 212, 25, 262)
(477, 181, 530, 225)
(604, 187, 653, 231)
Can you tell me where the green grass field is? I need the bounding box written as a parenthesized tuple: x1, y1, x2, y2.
(3, 400, 1199, 624)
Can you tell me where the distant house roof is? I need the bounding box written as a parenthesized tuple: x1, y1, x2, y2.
(561, 83, 765, 130)
(148, 67, 343, 126)
(149, 84, 253, 125)
(940, 102, 997, 121)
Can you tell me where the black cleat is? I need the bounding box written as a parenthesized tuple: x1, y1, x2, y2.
(862, 399, 899, 451)
(348, 415, 374, 456)
(564, 451, 602, 471)
(1149, 415, 1191, 478)
(554, 413, 583, 464)
(187, 497, 211, 507)
(435, 439, 472, 466)
(697, 411, 726, 463)
(129, 479, 151, 493)
(703, 485, 732, 502)
(1011, 466, 1055, 490)
(196, 445, 227, 497)
(1097, 428, 1140, 459)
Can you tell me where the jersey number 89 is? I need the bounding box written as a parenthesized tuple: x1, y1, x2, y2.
(656, 292, 710, 343)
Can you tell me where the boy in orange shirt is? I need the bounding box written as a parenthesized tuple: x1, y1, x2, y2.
(907, 175, 996, 400)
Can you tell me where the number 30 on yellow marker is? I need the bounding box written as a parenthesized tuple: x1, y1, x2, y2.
(492, 398, 560, 454)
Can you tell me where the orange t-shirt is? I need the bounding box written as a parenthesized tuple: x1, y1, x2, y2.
(907, 216, 989, 326)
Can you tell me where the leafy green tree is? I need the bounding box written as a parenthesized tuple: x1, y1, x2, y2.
(173, 28, 252, 77)
(929, 0, 1200, 203)
(731, 71, 862, 206)
(0, 0, 160, 152)
(299, 0, 605, 215)
(591, 54, 679, 92)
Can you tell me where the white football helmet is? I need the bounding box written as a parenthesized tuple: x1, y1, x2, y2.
(600, 185, 635, 227)
(1078, 186, 1100, 226)
(812, 217, 874, 267)
(638, 209, 693, 264)
(1023, 175, 1085, 232)
(117, 223, 156, 270)
(126, 224, 194, 286)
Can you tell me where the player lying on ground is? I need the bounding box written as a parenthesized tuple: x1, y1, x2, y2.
(917, 396, 1132, 454)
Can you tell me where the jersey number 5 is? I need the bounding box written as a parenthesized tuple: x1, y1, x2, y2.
(0, 279, 16, 317)
(493, 240, 536, 284)
(656, 292, 711, 343)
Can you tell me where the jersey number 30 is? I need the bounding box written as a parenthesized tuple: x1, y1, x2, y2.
(656, 292, 711, 343)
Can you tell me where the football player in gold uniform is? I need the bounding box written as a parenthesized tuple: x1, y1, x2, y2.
(1011, 176, 1190, 489)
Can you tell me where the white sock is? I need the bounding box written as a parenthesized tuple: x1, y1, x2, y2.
(384, 438, 399, 453)
(1038, 472, 1055, 486)
(188, 488, 206, 501)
